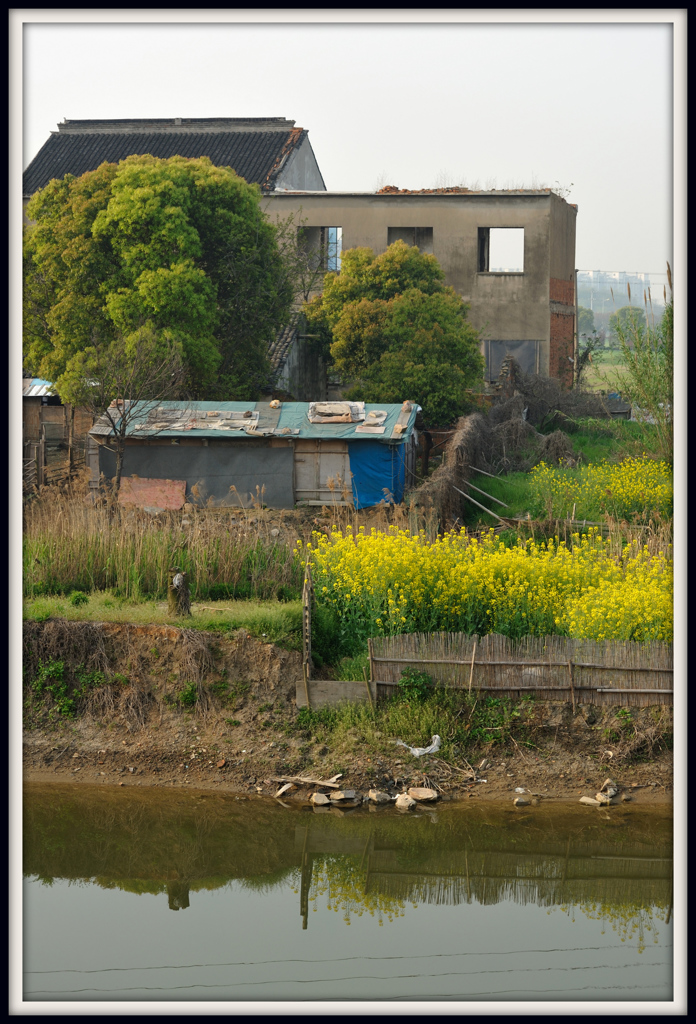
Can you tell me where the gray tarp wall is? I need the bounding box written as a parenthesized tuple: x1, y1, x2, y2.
(99, 441, 295, 508)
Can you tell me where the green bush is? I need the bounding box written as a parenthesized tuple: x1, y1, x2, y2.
(177, 681, 198, 709)
(396, 667, 434, 703)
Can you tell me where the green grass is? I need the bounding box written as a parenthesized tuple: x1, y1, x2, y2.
(459, 418, 664, 531)
(582, 348, 628, 391)
(23, 592, 304, 650)
(570, 418, 660, 464)
(291, 683, 533, 764)
(332, 650, 371, 681)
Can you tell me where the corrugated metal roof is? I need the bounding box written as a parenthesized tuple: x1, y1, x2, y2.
(23, 126, 311, 197)
(90, 401, 419, 444)
(22, 378, 55, 398)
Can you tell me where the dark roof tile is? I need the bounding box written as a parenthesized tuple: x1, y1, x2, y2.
(24, 125, 308, 197)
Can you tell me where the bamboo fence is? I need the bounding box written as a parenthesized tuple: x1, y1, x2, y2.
(369, 632, 673, 707)
(365, 846, 671, 909)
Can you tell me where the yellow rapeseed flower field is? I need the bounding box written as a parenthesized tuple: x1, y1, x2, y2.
(305, 527, 672, 644)
(528, 456, 672, 522)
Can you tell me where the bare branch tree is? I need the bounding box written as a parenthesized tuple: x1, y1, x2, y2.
(64, 324, 187, 499)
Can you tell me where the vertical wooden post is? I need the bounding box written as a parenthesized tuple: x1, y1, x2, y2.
(468, 640, 478, 693)
(37, 428, 45, 488)
(567, 659, 576, 713)
(362, 665, 374, 709)
(67, 405, 75, 475)
(368, 638, 375, 697)
(302, 563, 312, 708)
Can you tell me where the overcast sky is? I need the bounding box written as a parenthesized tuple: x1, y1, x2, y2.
(20, 15, 677, 279)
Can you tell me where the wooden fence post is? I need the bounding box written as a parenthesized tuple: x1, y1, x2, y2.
(302, 563, 312, 709)
(468, 640, 477, 693)
(37, 429, 46, 488)
(567, 660, 576, 713)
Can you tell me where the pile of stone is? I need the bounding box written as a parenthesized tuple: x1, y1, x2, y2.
(310, 790, 361, 809)
(579, 778, 622, 807)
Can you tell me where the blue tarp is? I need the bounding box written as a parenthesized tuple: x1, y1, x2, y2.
(348, 440, 407, 509)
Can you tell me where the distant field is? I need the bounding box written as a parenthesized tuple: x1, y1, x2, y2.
(582, 348, 628, 391)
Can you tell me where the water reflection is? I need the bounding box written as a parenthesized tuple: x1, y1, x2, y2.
(24, 783, 672, 943)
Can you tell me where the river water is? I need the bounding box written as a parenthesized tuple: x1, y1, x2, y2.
(22, 783, 672, 1005)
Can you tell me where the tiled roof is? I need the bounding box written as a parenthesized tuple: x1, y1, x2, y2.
(268, 318, 299, 374)
(23, 119, 309, 197)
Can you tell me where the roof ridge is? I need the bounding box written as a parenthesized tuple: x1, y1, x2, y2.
(56, 118, 297, 134)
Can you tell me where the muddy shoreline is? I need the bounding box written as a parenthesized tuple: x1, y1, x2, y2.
(23, 620, 673, 808)
(23, 741, 673, 808)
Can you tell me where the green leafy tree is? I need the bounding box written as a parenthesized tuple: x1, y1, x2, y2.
(23, 155, 294, 401)
(304, 241, 484, 424)
(577, 306, 595, 336)
(608, 305, 646, 340)
(602, 267, 673, 461)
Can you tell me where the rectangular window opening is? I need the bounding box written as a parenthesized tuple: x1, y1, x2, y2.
(477, 227, 524, 273)
(387, 227, 434, 254)
(297, 226, 342, 272)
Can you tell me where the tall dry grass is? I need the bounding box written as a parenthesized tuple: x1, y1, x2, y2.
(22, 486, 440, 601)
(23, 492, 303, 600)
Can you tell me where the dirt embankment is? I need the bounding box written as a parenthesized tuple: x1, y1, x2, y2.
(22, 620, 673, 807)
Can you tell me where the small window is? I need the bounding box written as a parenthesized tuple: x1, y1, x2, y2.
(298, 226, 342, 272)
(477, 227, 524, 272)
(387, 227, 434, 254)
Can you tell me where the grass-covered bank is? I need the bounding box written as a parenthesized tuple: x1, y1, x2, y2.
(22, 618, 672, 779)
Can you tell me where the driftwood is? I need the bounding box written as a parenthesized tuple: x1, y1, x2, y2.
(271, 773, 342, 789)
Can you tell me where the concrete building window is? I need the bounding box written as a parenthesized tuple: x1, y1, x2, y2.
(387, 227, 434, 254)
(477, 227, 524, 273)
(297, 226, 342, 272)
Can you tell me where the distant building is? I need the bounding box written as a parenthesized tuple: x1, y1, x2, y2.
(265, 187, 578, 386)
(24, 119, 579, 391)
(22, 117, 326, 202)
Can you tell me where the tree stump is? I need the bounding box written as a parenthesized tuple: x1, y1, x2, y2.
(168, 567, 191, 617)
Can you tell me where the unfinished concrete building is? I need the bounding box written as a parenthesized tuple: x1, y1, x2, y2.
(23, 118, 578, 390)
(264, 187, 578, 388)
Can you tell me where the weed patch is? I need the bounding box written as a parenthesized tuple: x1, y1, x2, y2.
(287, 687, 537, 763)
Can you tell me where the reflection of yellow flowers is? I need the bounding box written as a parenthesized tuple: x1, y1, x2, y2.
(300, 526, 672, 643)
(553, 900, 669, 954)
(307, 855, 406, 926)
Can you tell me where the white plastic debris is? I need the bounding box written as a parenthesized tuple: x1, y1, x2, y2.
(392, 735, 441, 757)
(514, 787, 527, 794)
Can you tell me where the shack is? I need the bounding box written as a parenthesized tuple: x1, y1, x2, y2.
(88, 400, 420, 510)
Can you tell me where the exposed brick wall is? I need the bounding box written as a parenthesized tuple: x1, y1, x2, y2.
(550, 277, 575, 305)
(549, 311, 575, 387)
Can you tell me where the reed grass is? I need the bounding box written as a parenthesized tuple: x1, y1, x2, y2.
(23, 493, 304, 601)
(22, 488, 439, 601)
